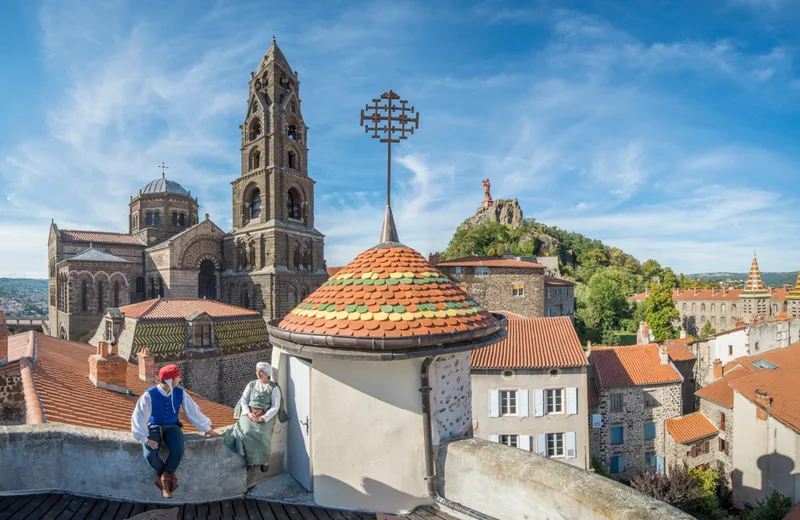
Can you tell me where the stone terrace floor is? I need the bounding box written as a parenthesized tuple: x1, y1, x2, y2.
(0, 493, 457, 520)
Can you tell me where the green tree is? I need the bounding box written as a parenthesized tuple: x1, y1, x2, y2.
(579, 269, 634, 338)
(643, 283, 679, 341)
(699, 321, 716, 338)
(641, 259, 662, 280)
(742, 491, 792, 520)
(660, 267, 679, 290)
(688, 467, 721, 514)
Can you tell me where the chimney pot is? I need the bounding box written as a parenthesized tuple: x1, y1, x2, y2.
(659, 344, 669, 365)
(89, 341, 127, 393)
(0, 310, 8, 367)
(723, 287, 728, 296)
(713, 359, 723, 381)
(755, 389, 772, 408)
(137, 348, 156, 382)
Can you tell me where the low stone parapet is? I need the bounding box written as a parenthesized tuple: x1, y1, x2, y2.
(438, 438, 694, 520)
(0, 423, 266, 503)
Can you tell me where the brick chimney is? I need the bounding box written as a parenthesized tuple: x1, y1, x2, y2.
(0, 311, 8, 367)
(659, 344, 669, 365)
(680, 327, 687, 340)
(137, 347, 156, 382)
(723, 287, 729, 297)
(694, 287, 701, 296)
(88, 341, 128, 393)
(637, 321, 650, 345)
(712, 288, 718, 297)
(712, 359, 723, 381)
(769, 287, 775, 295)
(754, 389, 772, 408)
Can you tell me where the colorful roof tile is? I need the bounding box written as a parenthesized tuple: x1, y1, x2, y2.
(787, 271, 800, 300)
(119, 299, 261, 320)
(21, 333, 235, 433)
(740, 255, 770, 298)
(590, 344, 682, 388)
(471, 315, 587, 369)
(276, 245, 503, 345)
(665, 413, 718, 444)
(437, 256, 545, 269)
(60, 230, 144, 246)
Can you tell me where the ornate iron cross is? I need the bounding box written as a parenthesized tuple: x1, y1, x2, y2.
(158, 162, 169, 179)
(360, 90, 420, 206)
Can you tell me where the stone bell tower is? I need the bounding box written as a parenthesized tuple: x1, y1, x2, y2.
(222, 39, 327, 320)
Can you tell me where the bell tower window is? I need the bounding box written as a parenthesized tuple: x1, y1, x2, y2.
(249, 118, 262, 140)
(287, 188, 302, 220)
(81, 280, 88, 312)
(250, 189, 262, 220)
(287, 151, 297, 169)
(146, 212, 153, 226)
(288, 125, 298, 141)
(172, 212, 178, 226)
(250, 148, 261, 170)
(179, 213, 186, 226)
(154, 212, 161, 226)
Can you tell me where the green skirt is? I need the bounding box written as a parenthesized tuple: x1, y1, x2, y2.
(223, 414, 276, 466)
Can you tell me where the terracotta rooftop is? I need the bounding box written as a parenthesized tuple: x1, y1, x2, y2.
(326, 266, 344, 277)
(119, 299, 261, 320)
(590, 344, 682, 388)
(665, 413, 718, 444)
(15, 333, 236, 433)
(695, 365, 754, 408)
(60, 230, 144, 246)
(588, 377, 600, 406)
(7, 333, 29, 364)
(278, 246, 500, 340)
(436, 256, 545, 269)
(545, 277, 575, 287)
(471, 315, 587, 369)
(630, 288, 789, 302)
(666, 344, 696, 362)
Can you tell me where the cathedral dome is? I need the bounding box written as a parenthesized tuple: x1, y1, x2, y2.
(139, 178, 190, 196)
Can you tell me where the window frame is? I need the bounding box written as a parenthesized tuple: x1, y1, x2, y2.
(545, 388, 564, 414)
(498, 434, 518, 448)
(644, 451, 657, 473)
(546, 433, 565, 458)
(512, 284, 525, 297)
(454, 266, 462, 275)
(499, 390, 518, 416)
(610, 455, 625, 474)
(610, 393, 623, 412)
(610, 425, 624, 445)
(644, 422, 657, 441)
(476, 267, 489, 277)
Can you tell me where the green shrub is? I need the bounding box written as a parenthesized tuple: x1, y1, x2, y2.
(742, 491, 792, 520)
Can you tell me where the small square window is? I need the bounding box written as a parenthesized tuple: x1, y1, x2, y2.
(499, 434, 518, 447)
(500, 390, 517, 415)
(610, 426, 624, 445)
(512, 285, 525, 297)
(455, 266, 462, 275)
(610, 393, 623, 412)
(476, 267, 489, 277)
(644, 422, 656, 440)
(611, 455, 625, 473)
(546, 433, 564, 457)
(546, 388, 564, 414)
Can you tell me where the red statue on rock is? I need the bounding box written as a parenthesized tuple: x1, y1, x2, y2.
(482, 178, 493, 208)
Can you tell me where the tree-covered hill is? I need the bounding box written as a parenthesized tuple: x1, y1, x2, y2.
(0, 278, 48, 316)
(441, 200, 716, 344)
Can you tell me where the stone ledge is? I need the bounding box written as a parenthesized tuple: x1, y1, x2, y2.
(438, 438, 694, 520)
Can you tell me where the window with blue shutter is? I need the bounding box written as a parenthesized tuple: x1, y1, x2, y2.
(611, 455, 625, 474)
(644, 422, 656, 440)
(610, 426, 624, 445)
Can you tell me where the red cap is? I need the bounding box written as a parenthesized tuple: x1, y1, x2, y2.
(158, 364, 181, 381)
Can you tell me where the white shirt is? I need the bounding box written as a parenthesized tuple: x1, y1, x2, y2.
(130, 385, 213, 443)
(239, 380, 281, 424)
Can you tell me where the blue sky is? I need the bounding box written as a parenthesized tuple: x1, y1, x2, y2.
(2, 0, 800, 278)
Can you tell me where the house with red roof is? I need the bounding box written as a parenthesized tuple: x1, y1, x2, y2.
(587, 343, 683, 479)
(471, 314, 590, 469)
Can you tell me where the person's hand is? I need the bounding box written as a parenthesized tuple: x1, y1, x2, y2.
(247, 412, 258, 422)
(145, 439, 159, 449)
(204, 429, 221, 438)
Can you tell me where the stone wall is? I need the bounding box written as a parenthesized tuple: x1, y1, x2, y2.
(589, 383, 682, 480)
(672, 359, 696, 414)
(438, 438, 694, 520)
(171, 348, 272, 408)
(544, 284, 575, 318)
(430, 352, 472, 445)
(0, 367, 24, 425)
(699, 398, 733, 484)
(665, 430, 717, 473)
(439, 266, 545, 318)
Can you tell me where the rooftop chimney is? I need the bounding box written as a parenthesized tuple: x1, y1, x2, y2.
(754, 389, 772, 408)
(88, 341, 128, 393)
(712, 359, 723, 381)
(645, 288, 652, 296)
(637, 321, 650, 345)
(712, 288, 718, 297)
(0, 311, 8, 367)
(680, 327, 687, 340)
(659, 344, 669, 365)
(137, 347, 156, 382)
(694, 287, 701, 296)
(769, 287, 775, 295)
(723, 287, 729, 297)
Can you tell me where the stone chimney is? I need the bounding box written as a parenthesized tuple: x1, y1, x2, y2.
(754, 389, 772, 408)
(712, 288, 718, 296)
(659, 344, 669, 365)
(137, 348, 156, 382)
(712, 359, 723, 381)
(694, 287, 701, 296)
(645, 288, 652, 297)
(676, 288, 682, 295)
(88, 341, 128, 393)
(680, 327, 687, 340)
(769, 287, 775, 295)
(0, 311, 8, 367)
(723, 287, 729, 297)
(637, 321, 650, 345)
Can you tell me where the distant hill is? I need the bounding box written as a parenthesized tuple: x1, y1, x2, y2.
(0, 278, 48, 316)
(687, 272, 798, 288)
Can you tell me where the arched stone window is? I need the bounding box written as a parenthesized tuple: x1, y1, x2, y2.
(731, 304, 737, 313)
(172, 212, 178, 226)
(701, 303, 706, 312)
(288, 125, 298, 141)
(710, 303, 715, 312)
(113, 281, 121, 308)
(198, 259, 217, 300)
(288, 284, 297, 309)
(287, 188, 301, 220)
(287, 150, 296, 169)
(682, 303, 687, 311)
(98, 281, 104, 312)
(691, 303, 696, 312)
(250, 148, 261, 170)
(81, 280, 88, 312)
(179, 213, 186, 226)
(249, 189, 262, 221)
(154, 212, 161, 226)
(711, 316, 716, 325)
(249, 118, 262, 140)
(721, 303, 726, 313)
(146, 212, 153, 226)
(242, 287, 250, 309)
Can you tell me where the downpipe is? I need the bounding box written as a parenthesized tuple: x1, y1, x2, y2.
(421, 357, 499, 520)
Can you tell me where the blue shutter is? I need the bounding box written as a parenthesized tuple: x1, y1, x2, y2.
(657, 456, 665, 474)
(644, 422, 656, 440)
(611, 426, 624, 445)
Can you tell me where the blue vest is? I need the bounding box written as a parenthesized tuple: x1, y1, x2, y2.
(147, 386, 184, 426)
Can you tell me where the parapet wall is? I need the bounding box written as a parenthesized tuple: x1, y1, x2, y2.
(438, 438, 694, 520)
(0, 423, 263, 503)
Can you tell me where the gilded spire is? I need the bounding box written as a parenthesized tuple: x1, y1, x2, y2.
(787, 270, 800, 300)
(740, 254, 769, 298)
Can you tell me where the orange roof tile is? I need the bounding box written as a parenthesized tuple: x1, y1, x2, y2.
(8, 332, 30, 363)
(437, 256, 545, 269)
(326, 266, 344, 277)
(61, 229, 144, 246)
(666, 344, 696, 362)
(590, 344, 682, 388)
(24, 334, 236, 433)
(119, 299, 261, 320)
(665, 413, 718, 444)
(695, 366, 754, 408)
(545, 277, 575, 287)
(471, 315, 587, 369)
(277, 246, 500, 341)
(630, 288, 789, 302)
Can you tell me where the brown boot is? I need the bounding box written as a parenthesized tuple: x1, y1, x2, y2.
(169, 473, 178, 492)
(160, 473, 173, 499)
(154, 473, 164, 491)
(260, 464, 268, 473)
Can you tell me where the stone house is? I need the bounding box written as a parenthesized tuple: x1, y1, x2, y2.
(470, 314, 590, 469)
(663, 337, 697, 414)
(88, 298, 270, 407)
(664, 413, 720, 472)
(545, 277, 576, 319)
(588, 344, 683, 479)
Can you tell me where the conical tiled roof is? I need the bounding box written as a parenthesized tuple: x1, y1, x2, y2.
(740, 255, 770, 298)
(787, 271, 800, 300)
(271, 244, 506, 357)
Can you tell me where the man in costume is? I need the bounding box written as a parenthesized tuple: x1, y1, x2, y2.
(131, 364, 221, 498)
(223, 362, 283, 472)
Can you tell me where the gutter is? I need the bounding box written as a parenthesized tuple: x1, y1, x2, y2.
(420, 356, 499, 520)
(20, 331, 45, 424)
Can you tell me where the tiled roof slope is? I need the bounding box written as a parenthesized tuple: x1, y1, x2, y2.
(119, 299, 261, 320)
(326, 266, 344, 277)
(8, 333, 30, 363)
(279, 246, 499, 338)
(665, 413, 718, 444)
(587, 377, 600, 406)
(471, 315, 587, 369)
(26, 334, 235, 433)
(695, 366, 754, 408)
(437, 256, 545, 269)
(545, 277, 575, 286)
(629, 288, 789, 302)
(60, 230, 144, 246)
(666, 345, 696, 362)
(590, 344, 682, 388)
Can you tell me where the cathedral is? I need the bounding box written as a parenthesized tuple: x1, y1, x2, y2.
(47, 41, 327, 341)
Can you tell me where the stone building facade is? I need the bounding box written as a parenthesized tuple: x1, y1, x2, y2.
(664, 413, 719, 473)
(588, 344, 683, 480)
(545, 277, 575, 319)
(437, 257, 547, 318)
(47, 41, 326, 340)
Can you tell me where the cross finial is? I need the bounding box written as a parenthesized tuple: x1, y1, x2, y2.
(360, 90, 420, 243)
(272, 34, 276, 44)
(158, 162, 169, 179)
